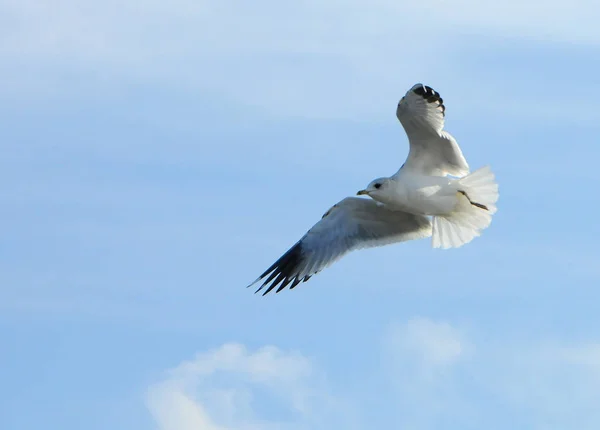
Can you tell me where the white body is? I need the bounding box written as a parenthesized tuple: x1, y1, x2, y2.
(378, 168, 457, 216)
(370, 165, 498, 249)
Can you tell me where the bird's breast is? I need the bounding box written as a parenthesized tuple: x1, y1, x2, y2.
(387, 176, 456, 216)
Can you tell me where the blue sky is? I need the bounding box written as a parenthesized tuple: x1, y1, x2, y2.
(2, 1, 600, 429)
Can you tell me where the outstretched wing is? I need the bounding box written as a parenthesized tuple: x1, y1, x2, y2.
(396, 83, 469, 177)
(248, 197, 432, 295)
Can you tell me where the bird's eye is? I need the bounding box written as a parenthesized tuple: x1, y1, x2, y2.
(374, 183, 381, 189)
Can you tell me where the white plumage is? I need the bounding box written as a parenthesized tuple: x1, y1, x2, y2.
(248, 83, 499, 295)
(396, 84, 469, 177)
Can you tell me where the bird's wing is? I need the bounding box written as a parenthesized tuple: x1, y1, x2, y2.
(248, 197, 432, 295)
(395, 83, 469, 177)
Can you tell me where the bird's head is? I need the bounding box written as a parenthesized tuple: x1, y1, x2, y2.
(357, 177, 391, 199)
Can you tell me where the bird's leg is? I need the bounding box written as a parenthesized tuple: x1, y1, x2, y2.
(457, 190, 488, 211)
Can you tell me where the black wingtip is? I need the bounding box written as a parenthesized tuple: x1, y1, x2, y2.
(412, 84, 427, 96)
(248, 241, 306, 296)
(411, 84, 445, 116)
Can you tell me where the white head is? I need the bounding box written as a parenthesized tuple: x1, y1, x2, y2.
(356, 177, 393, 202)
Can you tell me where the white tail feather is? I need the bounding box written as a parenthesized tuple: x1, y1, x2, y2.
(432, 166, 499, 249)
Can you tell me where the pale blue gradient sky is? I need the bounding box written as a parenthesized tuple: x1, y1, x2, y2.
(2, 1, 600, 429)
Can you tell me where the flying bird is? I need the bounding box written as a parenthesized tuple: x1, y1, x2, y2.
(248, 83, 499, 295)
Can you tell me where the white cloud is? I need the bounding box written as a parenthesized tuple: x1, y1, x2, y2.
(146, 343, 354, 430)
(380, 318, 474, 428)
(147, 388, 225, 430)
(486, 341, 600, 429)
(4, 0, 600, 120)
(146, 322, 600, 430)
(381, 320, 600, 430)
(6, 0, 600, 62)
(386, 317, 466, 369)
(406, 0, 600, 46)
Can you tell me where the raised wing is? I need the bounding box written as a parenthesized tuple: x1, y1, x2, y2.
(396, 83, 469, 177)
(248, 197, 432, 295)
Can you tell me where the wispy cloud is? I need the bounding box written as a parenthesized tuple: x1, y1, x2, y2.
(146, 343, 354, 430)
(147, 320, 600, 430)
(4, 0, 599, 120)
(385, 317, 466, 369)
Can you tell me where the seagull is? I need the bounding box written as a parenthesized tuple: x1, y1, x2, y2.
(248, 83, 499, 295)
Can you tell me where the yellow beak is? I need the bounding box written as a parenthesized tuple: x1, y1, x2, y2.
(356, 189, 369, 196)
